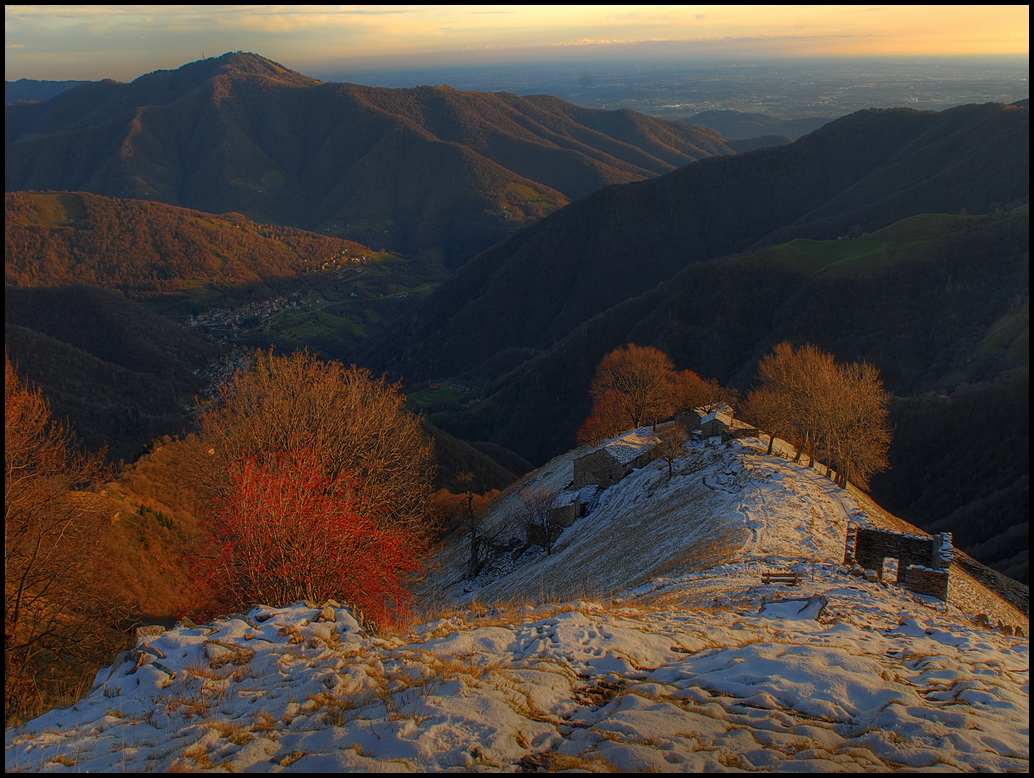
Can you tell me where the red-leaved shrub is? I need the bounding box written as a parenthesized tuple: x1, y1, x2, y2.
(191, 447, 422, 627)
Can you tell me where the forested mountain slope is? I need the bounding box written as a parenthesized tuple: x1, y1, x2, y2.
(5, 52, 770, 267)
(4, 191, 372, 296)
(385, 209, 1030, 581)
(4, 285, 221, 460)
(365, 101, 1028, 380)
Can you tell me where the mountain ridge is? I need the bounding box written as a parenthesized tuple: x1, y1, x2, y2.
(424, 426, 1026, 619)
(4, 190, 375, 298)
(5, 52, 777, 267)
(383, 207, 1028, 581)
(362, 101, 1028, 380)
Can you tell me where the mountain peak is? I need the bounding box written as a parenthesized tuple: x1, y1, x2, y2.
(205, 51, 318, 84)
(128, 51, 319, 93)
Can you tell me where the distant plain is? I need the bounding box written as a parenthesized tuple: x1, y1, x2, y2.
(331, 56, 1029, 122)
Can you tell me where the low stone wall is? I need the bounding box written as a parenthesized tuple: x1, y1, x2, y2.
(721, 426, 759, 443)
(899, 565, 951, 600)
(526, 522, 563, 549)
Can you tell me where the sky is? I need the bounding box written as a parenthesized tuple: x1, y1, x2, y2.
(5, 4, 1029, 83)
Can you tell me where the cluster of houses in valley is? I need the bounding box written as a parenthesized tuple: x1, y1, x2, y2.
(186, 291, 313, 338)
(183, 256, 378, 345)
(312, 252, 368, 273)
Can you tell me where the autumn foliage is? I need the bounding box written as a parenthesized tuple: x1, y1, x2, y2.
(577, 345, 738, 445)
(5, 354, 120, 725)
(192, 448, 422, 627)
(743, 342, 891, 489)
(5, 191, 368, 296)
(190, 348, 436, 540)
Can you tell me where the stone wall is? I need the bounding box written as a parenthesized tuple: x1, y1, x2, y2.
(853, 527, 940, 570)
(572, 449, 625, 489)
(699, 418, 729, 438)
(525, 521, 563, 549)
(900, 565, 951, 600)
(845, 522, 953, 600)
(721, 426, 759, 443)
(676, 410, 704, 431)
(549, 495, 581, 528)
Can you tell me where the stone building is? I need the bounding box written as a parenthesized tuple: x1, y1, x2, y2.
(572, 430, 660, 489)
(548, 490, 581, 528)
(698, 409, 735, 438)
(686, 406, 759, 442)
(845, 522, 953, 600)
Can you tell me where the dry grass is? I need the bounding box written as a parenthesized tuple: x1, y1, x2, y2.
(278, 751, 306, 767)
(518, 751, 619, 772)
(181, 743, 215, 770)
(249, 711, 279, 734)
(210, 721, 253, 746)
(642, 525, 749, 582)
(157, 672, 223, 721)
(304, 689, 372, 727)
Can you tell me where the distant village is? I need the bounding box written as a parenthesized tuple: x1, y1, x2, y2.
(185, 290, 314, 337)
(183, 253, 372, 338)
(181, 254, 390, 402)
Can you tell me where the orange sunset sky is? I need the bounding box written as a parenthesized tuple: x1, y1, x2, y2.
(5, 5, 1029, 82)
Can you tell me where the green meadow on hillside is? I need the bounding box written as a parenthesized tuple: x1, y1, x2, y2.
(728, 208, 1027, 277)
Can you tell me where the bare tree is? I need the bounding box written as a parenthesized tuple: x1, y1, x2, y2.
(751, 342, 891, 489)
(191, 348, 436, 540)
(822, 361, 891, 489)
(518, 486, 561, 556)
(755, 342, 838, 466)
(741, 386, 791, 455)
(576, 388, 626, 446)
(669, 370, 740, 416)
(453, 471, 501, 580)
(588, 344, 675, 431)
(656, 422, 688, 478)
(4, 355, 122, 725)
(668, 369, 711, 414)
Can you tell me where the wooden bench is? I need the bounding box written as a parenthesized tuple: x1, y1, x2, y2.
(761, 571, 800, 586)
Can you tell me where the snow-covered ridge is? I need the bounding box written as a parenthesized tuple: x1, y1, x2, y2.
(5, 586, 1028, 772)
(423, 430, 1026, 627)
(5, 430, 1027, 772)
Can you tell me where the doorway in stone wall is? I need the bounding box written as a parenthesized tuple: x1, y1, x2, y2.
(881, 558, 900, 582)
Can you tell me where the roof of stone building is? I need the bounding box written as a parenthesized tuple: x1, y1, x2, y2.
(600, 429, 660, 465)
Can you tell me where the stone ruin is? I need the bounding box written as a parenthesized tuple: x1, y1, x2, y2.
(678, 406, 759, 443)
(521, 430, 660, 553)
(572, 430, 660, 489)
(845, 521, 953, 600)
